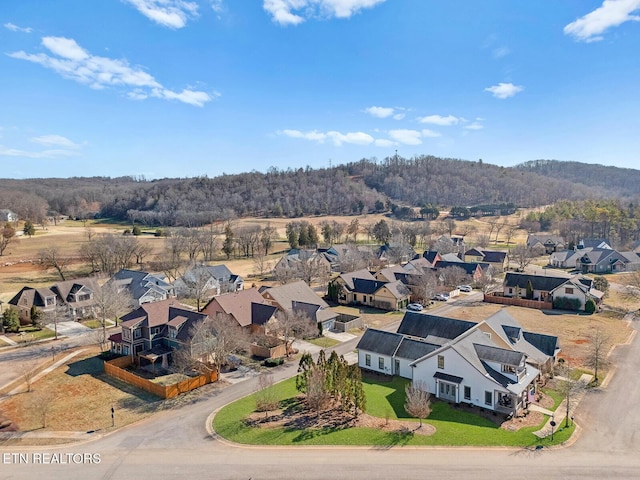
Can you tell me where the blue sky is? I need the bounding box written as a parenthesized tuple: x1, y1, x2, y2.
(1, 0, 639, 179)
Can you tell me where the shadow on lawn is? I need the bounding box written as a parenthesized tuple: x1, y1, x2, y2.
(65, 357, 103, 377)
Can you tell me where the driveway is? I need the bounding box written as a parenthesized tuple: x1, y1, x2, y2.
(47, 320, 93, 337)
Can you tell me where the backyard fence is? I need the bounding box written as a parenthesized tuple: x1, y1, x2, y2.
(103, 357, 218, 399)
(483, 293, 553, 310)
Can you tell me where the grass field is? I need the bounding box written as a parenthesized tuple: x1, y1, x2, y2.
(306, 337, 340, 348)
(213, 376, 574, 447)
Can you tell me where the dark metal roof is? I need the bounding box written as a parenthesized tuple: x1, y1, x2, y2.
(251, 302, 278, 326)
(502, 325, 521, 343)
(356, 328, 403, 357)
(522, 331, 559, 357)
(481, 251, 507, 263)
(397, 312, 475, 340)
(433, 372, 463, 384)
(434, 261, 481, 275)
(474, 344, 524, 366)
(480, 361, 513, 388)
(352, 278, 387, 295)
(395, 338, 439, 360)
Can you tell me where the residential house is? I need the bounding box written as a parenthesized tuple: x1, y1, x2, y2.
(464, 248, 508, 272)
(433, 260, 490, 283)
(577, 248, 639, 274)
(632, 240, 640, 253)
(273, 249, 332, 281)
(201, 287, 278, 334)
(174, 264, 243, 297)
(549, 249, 586, 269)
(261, 280, 338, 331)
(330, 270, 411, 311)
(109, 299, 207, 368)
(0, 209, 18, 223)
(502, 272, 602, 309)
(527, 234, 566, 255)
(8, 286, 58, 324)
(403, 257, 436, 274)
(110, 269, 175, 307)
(422, 251, 442, 265)
(50, 278, 99, 320)
(357, 310, 558, 417)
(577, 238, 612, 250)
(375, 242, 419, 265)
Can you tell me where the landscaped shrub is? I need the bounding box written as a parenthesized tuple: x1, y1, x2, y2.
(132, 225, 141, 236)
(552, 296, 582, 311)
(154, 229, 164, 237)
(584, 299, 596, 314)
(263, 357, 284, 367)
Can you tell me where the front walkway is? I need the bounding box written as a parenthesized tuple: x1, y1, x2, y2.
(533, 373, 594, 438)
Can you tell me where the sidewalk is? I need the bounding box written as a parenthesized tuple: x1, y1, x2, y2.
(0, 335, 18, 346)
(533, 373, 593, 438)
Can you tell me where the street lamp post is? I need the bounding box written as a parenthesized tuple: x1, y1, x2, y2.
(550, 415, 556, 441)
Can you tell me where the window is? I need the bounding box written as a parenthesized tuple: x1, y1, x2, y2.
(151, 327, 160, 335)
(508, 288, 513, 294)
(365, 354, 371, 367)
(437, 355, 444, 369)
(169, 327, 177, 339)
(565, 287, 574, 294)
(134, 328, 141, 339)
(464, 386, 471, 400)
(122, 328, 130, 340)
(502, 365, 516, 374)
(485, 391, 492, 406)
(378, 357, 385, 370)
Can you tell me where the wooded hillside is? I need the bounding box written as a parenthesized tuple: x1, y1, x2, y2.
(1, 156, 638, 226)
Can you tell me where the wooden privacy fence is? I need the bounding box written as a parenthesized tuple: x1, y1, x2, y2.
(333, 313, 363, 332)
(483, 293, 553, 310)
(103, 357, 218, 399)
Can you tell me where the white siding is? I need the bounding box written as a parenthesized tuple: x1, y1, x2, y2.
(358, 349, 393, 375)
(395, 357, 414, 379)
(412, 348, 508, 410)
(551, 284, 587, 309)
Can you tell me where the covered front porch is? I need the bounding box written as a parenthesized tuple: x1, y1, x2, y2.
(138, 345, 173, 372)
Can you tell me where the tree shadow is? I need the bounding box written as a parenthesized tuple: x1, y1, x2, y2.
(65, 356, 104, 377)
(372, 428, 414, 450)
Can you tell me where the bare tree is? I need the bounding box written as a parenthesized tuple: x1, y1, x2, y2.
(439, 266, 470, 289)
(623, 270, 640, 300)
(267, 310, 317, 357)
(38, 246, 70, 281)
(584, 328, 610, 383)
(512, 243, 534, 272)
(93, 278, 133, 350)
(254, 373, 279, 419)
(252, 251, 272, 279)
(20, 361, 38, 393)
(504, 224, 520, 246)
(28, 389, 55, 428)
(179, 265, 214, 311)
(474, 269, 498, 294)
(0, 225, 17, 256)
(408, 270, 438, 304)
(404, 380, 432, 428)
(133, 242, 154, 267)
(475, 233, 491, 248)
(556, 364, 588, 428)
(40, 304, 68, 341)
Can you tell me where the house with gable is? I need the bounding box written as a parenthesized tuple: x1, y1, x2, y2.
(262, 280, 338, 331)
(464, 248, 508, 272)
(330, 269, 411, 311)
(527, 234, 566, 255)
(201, 287, 277, 334)
(549, 248, 586, 269)
(501, 272, 603, 310)
(577, 248, 640, 274)
(110, 269, 175, 307)
(357, 309, 558, 417)
(109, 299, 207, 367)
(50, 278, 99, 320)
(174, 264, 243, 297)
(434, 260, 490, 283)
(0, 209, 18, 223)
(8, 286, 58, 324)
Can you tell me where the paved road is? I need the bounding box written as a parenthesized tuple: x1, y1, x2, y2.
(1, 302, 639, 479)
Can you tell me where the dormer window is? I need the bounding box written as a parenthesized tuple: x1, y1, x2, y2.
(501, 365, 516, 374)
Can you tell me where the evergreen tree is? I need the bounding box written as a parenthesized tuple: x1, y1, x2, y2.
(222, 225, 235, 259)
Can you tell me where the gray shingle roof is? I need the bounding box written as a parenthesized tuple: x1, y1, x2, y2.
(356, 328, 403, 357)
(474, 343, 524, 366)
(522, 332, 558, 357)
(504, 272, 570, 292)
(433, 372, 463, 384)
(395, 338, 439, 360)
(397, 312, 475, 341)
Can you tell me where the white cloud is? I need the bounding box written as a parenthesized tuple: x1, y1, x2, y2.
(4, 22, 33, 33)
(365, 106, 394, 118)
(464, 122, 484, 130)
(9, 36, 214, 107)
(484, 82, 524, 99)
(392, 113, 405, 120)
(30, 134, 81, 149)
(492, 46, 510, 58)
(279, 128, 378, 146)
(417, 114, 460, 126)
(327, 130, 374, 146)
(123, 0, 199, 29)
(210, 0, 224, 13)
(264, 0, 386, 26)
(564, 0, 640, 42)
(0, 145, 80, 159)
(421, 129, 441, 138)
(388, 129, 421, 145)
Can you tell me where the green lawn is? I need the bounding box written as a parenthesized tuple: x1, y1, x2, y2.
(541, 387, 564, 410)
(80, 319, 103, 329)
(213, 376, 574, 447)
(10, 327, 56, 343)
(307, 337, 340, 348)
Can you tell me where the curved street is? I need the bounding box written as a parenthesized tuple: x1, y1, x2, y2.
(1, 310, 639, 480)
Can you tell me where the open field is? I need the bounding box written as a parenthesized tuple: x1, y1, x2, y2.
(0, 347, 163, 432)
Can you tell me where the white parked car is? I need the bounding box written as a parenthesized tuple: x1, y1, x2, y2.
(406, 303, 424, 311)
(458, 285, 472, 293)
